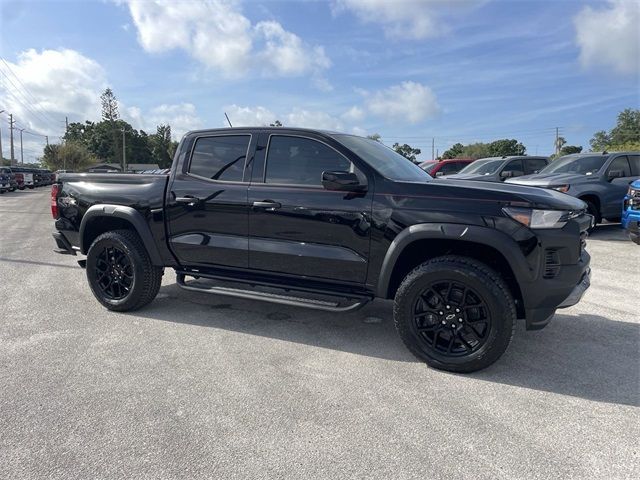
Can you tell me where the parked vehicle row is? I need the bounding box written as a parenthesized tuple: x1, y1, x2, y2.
(0, 167, 56, 193)
(433, 152, 640, 230)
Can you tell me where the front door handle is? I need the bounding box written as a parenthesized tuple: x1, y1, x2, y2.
(252, 200, 281, 211)
(175, 195, 201, 206)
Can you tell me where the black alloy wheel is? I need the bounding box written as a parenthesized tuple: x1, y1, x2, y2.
(393, 256, 516, 373)
(95, 245, 134, 300)
(86, 229, 163, 311)
(413, 280, 491, 356)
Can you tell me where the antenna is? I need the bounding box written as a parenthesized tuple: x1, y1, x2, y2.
(224, 112, 233, 127)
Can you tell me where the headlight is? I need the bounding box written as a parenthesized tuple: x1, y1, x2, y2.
(503, 207, 573, 229)
(628, 186, 638, 197)
(551, 185, 570, 193)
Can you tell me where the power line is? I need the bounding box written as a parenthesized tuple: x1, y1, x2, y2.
(0, 57, 60, 127)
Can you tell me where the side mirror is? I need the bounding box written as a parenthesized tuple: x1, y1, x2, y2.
(500, 170, 515, 180)
(321, 171, 366, 192)
(608, 170, 624, 181)
(435, 171, 444, 177)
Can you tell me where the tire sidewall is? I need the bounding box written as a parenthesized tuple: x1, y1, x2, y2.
(86, 233, 147, 310)
(395, 262, 512, 371)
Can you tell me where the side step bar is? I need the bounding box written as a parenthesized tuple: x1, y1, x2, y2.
(176, 273, 370, 313)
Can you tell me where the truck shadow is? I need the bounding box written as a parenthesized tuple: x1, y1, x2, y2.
(136, 284, 639, 407)
(588, 223, 628, 242)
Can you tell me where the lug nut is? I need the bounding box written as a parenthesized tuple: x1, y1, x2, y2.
(458, 318, 463, 322)
(439, 311, 443, 315)
(441, 320, 446, 324)
(446, 305, 450, 309)
(455, 308, 460, 313)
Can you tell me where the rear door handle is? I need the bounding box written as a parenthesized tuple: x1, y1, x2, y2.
(252, 200, 281, 211)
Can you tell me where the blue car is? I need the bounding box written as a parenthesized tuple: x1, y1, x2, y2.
(622, 179, 640, 244)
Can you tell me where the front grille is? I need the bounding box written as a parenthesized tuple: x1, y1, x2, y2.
(543, 249, 561, 279)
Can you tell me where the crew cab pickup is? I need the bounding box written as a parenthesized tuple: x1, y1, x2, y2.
(52, 128, 592, 372)
(507, 152, 640, 226)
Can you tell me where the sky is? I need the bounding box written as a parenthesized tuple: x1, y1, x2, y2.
(0, 0, 638, 163)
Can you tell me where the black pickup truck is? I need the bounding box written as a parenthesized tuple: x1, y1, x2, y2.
(52, 127, 592, 372)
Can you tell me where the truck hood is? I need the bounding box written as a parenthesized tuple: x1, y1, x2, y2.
(416, 178, 587, 211)
(443, 173, 496, 181)
(505, 173, 589, 187)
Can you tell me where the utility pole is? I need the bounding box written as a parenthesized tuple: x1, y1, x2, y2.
(555, 127, 559, 156)
(9, 114, 15, 165)
(431, 137, 435, 160)
(121, 127, 126, 172)
(45, 135, 49, 146)
(19, 128, 25, 165)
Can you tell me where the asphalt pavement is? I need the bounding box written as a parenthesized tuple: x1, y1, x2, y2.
(1, 189, 638, 479)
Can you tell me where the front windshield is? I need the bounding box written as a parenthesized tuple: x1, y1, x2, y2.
(457, 158, 503, 175)
(333, 135, 431, 182)
(540, 155, 607, 175)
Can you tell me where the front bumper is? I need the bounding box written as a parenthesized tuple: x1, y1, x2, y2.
(558, 268, 591, 308)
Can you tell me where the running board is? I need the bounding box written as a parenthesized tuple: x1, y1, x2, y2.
(176, 273, 369, 312)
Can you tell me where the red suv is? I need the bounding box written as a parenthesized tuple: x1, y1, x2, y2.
(420, 158, 475, 177)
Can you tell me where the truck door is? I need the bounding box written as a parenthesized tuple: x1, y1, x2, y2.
(603, 155, 634, 218)
(166, 133, 256, 269)
(247, 132, 372, 284)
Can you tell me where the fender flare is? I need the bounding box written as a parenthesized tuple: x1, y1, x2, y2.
(376, 223, 531, 298)
(79, 204, 163, 265)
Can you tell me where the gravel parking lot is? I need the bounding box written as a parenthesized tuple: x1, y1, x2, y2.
(1, 189, 638, 479)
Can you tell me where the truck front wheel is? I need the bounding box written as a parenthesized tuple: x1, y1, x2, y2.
(86, 229, 163, 311)
(393, 255, 516, 373)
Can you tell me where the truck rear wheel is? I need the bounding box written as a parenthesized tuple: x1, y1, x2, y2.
(86, 230, 163, 311)
(393, 255, 516, 373)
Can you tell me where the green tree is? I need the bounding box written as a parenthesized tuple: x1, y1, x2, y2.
(392, 143, 421, 162)
(42, 142, 96, 171)
(590, 108, 640, 151)
(441, 143, 464, 159)
(101, 88, 119, 122)
(367, 133, 382, 142)
(150, 124, 174, 168)
(488, 139, 526, 157)
(459, 143, 491, 159)
(270, 120, 283, 127)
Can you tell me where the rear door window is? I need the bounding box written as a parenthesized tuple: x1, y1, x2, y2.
(188, 135, 251, 182)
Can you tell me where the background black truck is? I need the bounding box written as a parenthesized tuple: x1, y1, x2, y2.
(52, 127, 592, 372)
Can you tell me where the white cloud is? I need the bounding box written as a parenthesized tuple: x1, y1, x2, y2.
(333, 0, 483, 40)
(365, 81, 440, 124)
(224, 105, 352, 132)
(255, 21, 331, 76)
(118, 0, 330, 79)
(342, 106, 365, 122)
(124, 103, 203, 139)
(224, 104, 277, 126)
(574, 0, 640, 75)
(284, 108, 343, 131)
(0, 48, 107, 136)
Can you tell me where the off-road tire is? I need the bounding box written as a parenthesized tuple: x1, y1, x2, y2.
(393, 255, 516, 373)
(86, 229, 163, 311)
